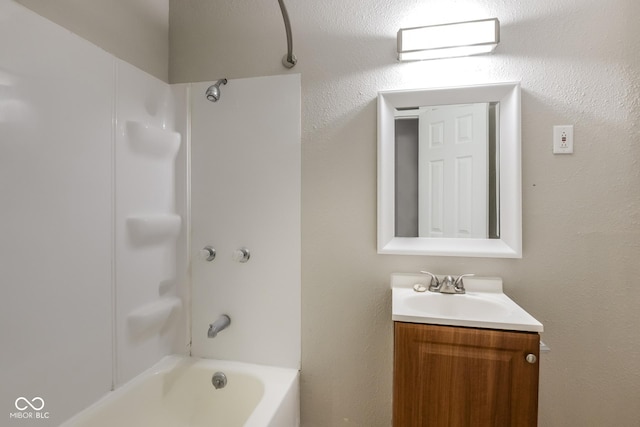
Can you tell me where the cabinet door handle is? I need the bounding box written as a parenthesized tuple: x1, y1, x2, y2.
(525, 354, 537, 364)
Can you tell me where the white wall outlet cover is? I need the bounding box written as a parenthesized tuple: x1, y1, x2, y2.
(553, 125, 574, 154)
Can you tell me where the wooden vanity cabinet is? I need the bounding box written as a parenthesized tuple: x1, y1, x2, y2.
(393, 322, 540, 427)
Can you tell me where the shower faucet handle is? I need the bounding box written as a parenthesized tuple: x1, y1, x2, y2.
(199, 246, 216, 262)
(232, 248, 251, 263)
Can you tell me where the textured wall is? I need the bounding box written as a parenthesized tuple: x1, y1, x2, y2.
(16, 0, 169, 81)
(170, 1, 640, 426)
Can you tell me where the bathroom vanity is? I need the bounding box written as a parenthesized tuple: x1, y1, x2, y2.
(394, 323, 539, 426)
(381, 81, 535, 425)
(391, 273, 543, 427)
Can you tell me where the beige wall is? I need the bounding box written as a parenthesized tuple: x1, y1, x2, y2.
(17, 0, 169, 81)
(170, 1, 640, 425)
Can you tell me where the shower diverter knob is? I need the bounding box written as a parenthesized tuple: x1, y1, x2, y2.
(232, 248, 251, 263)
(199, 246, 216, 262)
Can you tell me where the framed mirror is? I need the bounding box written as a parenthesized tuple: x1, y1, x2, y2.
(377, 82, 521, 258)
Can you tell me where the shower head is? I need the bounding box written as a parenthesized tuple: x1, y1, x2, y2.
(205, 78, 228, 102)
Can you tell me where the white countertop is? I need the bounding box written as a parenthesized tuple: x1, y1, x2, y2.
(391, 273, 544, 333)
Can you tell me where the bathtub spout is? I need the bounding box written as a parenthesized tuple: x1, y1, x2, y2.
(208, 314, 231, 338)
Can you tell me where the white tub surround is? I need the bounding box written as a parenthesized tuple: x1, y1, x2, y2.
(190, 74, 301, 370)
(0, 2, 188, 423)
(2, 3, 300, 424)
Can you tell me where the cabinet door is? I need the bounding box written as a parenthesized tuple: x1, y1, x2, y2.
(393, 322, 539, 427)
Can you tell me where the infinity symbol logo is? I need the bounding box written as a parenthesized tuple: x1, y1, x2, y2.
(14, 397, 45, 411)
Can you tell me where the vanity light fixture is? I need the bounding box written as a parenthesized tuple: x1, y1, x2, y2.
(397, 18, 499, 61)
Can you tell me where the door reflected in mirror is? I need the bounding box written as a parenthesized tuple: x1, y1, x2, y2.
(394, 102, 499, 239)
(377, 82, 521, 258)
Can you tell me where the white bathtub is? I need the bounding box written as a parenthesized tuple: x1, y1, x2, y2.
(61, 356, 300, 427)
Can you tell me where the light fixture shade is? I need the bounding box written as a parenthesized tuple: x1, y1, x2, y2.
(398, 18, 500, 61)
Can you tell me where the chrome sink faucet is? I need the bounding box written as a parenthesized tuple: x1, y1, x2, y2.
(420, 272, 474, 294)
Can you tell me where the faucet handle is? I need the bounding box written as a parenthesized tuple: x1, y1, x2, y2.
(420, 271, 440, 291)
(454, 274, 475, 292)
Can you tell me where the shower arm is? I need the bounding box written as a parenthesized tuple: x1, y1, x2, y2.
(277, 0, 297, 68)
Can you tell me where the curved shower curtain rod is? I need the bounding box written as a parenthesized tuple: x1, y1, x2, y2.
(277, 0, 297, 68)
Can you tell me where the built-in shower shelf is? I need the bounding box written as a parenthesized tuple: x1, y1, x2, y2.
(127, 297, 182, 337)
(159, 279, 177, 296)
(125, 121, 180, 158)
(126, 214, 181, 245)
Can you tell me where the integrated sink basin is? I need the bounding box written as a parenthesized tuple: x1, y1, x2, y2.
(403, 292, 512, 319)
(392, 273, 543, 332)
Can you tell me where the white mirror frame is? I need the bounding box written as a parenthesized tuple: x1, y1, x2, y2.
(377, 82, 521, 258)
